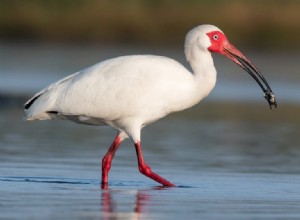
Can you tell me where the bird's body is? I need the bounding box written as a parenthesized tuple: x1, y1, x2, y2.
(24, 25, 276, 188)
(25, 54, 216, 139)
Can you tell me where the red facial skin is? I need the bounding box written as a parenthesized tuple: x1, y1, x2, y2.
(206, 31, 257, 72)
(207, 31, 229, 54)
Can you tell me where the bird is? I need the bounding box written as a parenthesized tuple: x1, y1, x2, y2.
(24, 24, 277, 189)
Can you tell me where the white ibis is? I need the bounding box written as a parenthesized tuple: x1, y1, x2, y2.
(24, 24, 277, 188)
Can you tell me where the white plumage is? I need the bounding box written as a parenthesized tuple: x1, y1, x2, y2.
(24, 24, 276, 188)
(25, 25, 218, 142)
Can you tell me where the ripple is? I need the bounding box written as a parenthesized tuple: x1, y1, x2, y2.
(0, 176, 99, 185)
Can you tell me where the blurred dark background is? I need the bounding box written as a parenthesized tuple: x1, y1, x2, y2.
(1, 0, 299, 49)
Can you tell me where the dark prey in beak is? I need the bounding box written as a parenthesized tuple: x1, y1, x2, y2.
(223, 46, 277, 110)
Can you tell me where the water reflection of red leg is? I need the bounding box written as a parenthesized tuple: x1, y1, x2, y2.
(134, 191, 150, 213)
(101, 190, 114, 213)
(101, 190, 150, 218)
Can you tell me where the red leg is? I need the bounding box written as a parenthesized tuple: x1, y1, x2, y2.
(134, 142, 175, 187)
(101, 133, 122, 189)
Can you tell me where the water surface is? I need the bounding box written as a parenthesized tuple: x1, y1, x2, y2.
(1, 104, 300, 219)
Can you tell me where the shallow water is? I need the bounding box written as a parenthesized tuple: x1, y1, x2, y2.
(1, 44, 300, 219)
(1, 104, 300, 219)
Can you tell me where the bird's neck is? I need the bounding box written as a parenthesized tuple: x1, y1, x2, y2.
(187, 49, 217, 98)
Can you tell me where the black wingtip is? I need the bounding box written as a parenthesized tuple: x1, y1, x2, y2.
(24, 95, 41, 110)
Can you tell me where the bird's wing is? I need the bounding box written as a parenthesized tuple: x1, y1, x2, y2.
(24, 71, 80, 110)
(24, 55, 193, 123)
(23, 58, 113, 120)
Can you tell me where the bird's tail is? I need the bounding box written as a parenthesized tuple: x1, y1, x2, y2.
(24, 91, 56, 121)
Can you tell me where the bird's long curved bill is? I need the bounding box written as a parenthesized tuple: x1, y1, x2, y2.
(223, 44, 277, 109)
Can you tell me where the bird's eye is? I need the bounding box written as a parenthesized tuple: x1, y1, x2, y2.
(213, 34, 219, 40)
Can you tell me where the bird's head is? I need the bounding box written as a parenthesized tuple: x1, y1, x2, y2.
(185, 24, 277, 110)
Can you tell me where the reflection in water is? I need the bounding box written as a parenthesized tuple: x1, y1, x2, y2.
(101, 189, 151, 220)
